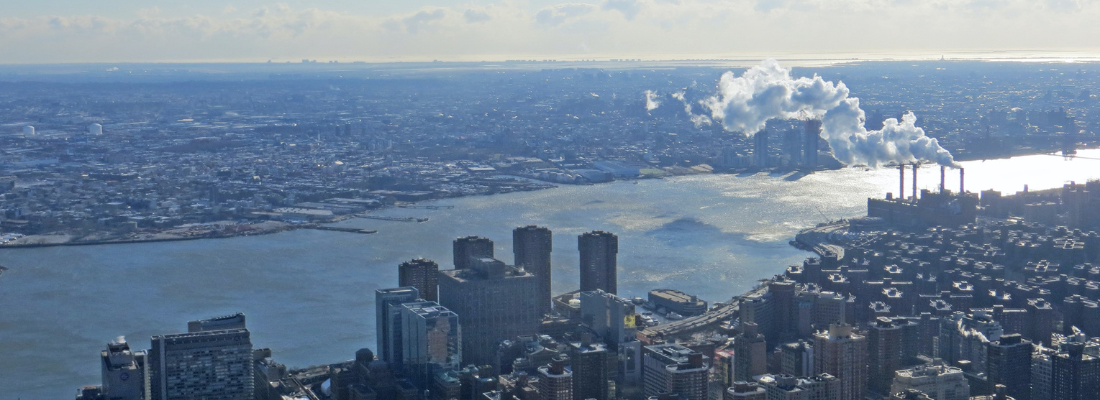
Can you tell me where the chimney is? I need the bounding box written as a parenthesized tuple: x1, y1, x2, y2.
(959, 168, 965, 193)
(912, 164, 918, 201)
(899, 165, 905, 201)
(940, 165, 946, 193)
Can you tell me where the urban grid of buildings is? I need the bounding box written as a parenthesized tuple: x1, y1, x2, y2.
(2, 61, 1099, 246)
(72, 167, 1100, 400)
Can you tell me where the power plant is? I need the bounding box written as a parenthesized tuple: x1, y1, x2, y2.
(869, 164, 978, 227)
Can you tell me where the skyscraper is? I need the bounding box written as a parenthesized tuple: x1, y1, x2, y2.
(453, 236, 494, 270)
(643, 344, 710, 400)
(1051, 334, 1100, 400)
(868, 317, 905, 396)
(733, 322, 767, 382)
(802, 120, 821, 169)
(579, 230, 618, 294)
(438, 257, 539, 369)
(753, 129, 769, 168)
(779, 340, 814, 378)
(399, 258, 440, 302)
(579, 290, 643, 385)
(986, 333, 1032, 400)
(813, 324, 867, 400)
(538, 356, 573, 400)
(400, 301, 461, 386)
(571, 341, 611, 400)
(100, 340, 147, 400)
(376, 287, 421, 367)
(513, 225, 553, 314)
(148, 329, 254, 400)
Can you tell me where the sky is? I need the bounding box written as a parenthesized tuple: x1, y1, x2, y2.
(1, 0, 1099, 63)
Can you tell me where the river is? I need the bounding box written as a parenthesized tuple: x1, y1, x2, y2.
(2, 150, 1099, 398)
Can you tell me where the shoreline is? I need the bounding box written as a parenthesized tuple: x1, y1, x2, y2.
(2, 147, 1093, 250)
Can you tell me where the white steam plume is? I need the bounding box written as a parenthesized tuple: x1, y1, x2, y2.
(644, 90, 661, 111)
(673, 91, 712, 127)
(690, 59, 956, 167)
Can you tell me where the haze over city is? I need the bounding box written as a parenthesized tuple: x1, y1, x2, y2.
(2, 0, 1100, 63)
(5, 1, 1100, 400)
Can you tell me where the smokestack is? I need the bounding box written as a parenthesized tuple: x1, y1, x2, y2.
(899, 165, 905, 201)
(960, 168, 965, 193)
(940, 165, 946, 193)
(912, 164, 918, 202)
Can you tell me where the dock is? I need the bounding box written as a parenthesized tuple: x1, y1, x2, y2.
(359, 216, 429, 223)
(309, 227, 378, 234)
(398, 205, 454, 210)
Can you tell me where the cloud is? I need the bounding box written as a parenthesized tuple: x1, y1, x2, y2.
(464, 9, 492, 23)
(404, 9, 447, 34)
(535, 3, 598, 26)
(603, 0, 644, 20)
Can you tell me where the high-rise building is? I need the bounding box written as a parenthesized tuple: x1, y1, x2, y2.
(513, 225, 553, 314)
(803, 120, 821, 169)
(579, 290, 643, 384)
(1032, 346, 1055, 400)
(148, 329, 254, 400)
(889, 363, 971, 400)
(399, 258, 440, 302)
(538, 357, 573, 400)
(438, 258, 539, 369)
(753, 129, 769, 168)
(733, 322, 767, 382)
(579, 231, 618, 294)
(779, 341, 814, 378)
(813, 324, 867, 400)
(400, 301, 461, 386)
(453, 236, 494, 270)
(724, 381, 766, 400)
(1051, 333, 1100, 400)
(187, 313, 246, 333)
(986, 333, 1032, 400)
(571, 341, 611, 400)
(758, 374, 840, 400)
(643, 344, 710, 400)
(868, 317, 905, 396)
(376, 287, 421, 367)
(100, 340, 147, 400)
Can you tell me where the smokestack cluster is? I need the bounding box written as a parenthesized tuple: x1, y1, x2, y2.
(653, 59, 958, 167)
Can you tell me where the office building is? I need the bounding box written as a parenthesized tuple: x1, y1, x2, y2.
(986, 334, 1032, 400)
(643, 344, 710, 400)
(579, 231, 618, 294)
(513, 225, 553, 314)
(813, 324, 867, 400)
(438, 258, 540, 369)
(724, 381, 766, 400)
(100, 340, 147, 400)
(148, 329, 254, 400)
(400, 301, 461, 386)
(733, 322, 767, 382)
(187, 313, 246, 333)
(399, 258, 440, 302)
(538, 357, 573, 400)
(758, 374, 840, 400)
(889, 363, 970, 400)
(571, 341, 611, 400)
(454, 236, 494, 270)
(376, 287, 421, 367)
(868, 317, 905, 396)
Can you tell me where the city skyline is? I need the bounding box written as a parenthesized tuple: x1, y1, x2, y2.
(2, 1, 1100, 63)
